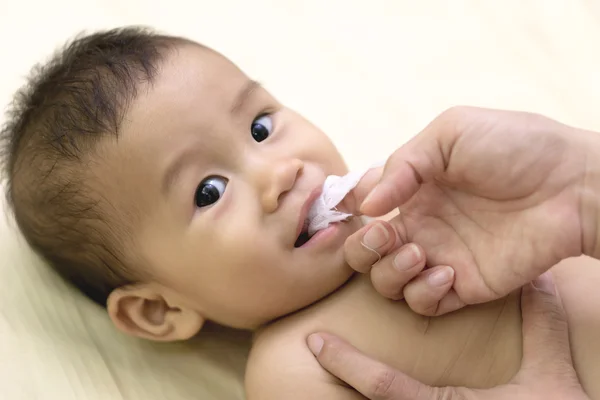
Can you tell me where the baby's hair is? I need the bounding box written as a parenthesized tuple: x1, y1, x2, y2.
(0, 26, 185, 306)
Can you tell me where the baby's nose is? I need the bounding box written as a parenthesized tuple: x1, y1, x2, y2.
(259, 158, 303, 213)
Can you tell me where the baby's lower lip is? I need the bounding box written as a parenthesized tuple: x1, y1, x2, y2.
(298, 223, 342, 250)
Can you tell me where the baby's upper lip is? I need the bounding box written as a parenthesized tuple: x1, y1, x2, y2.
(295, 185, 323, 242)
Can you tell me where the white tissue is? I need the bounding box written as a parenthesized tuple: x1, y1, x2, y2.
(307, 161, 384, 235)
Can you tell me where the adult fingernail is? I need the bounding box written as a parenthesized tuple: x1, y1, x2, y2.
(428, 266, 454, 287)
(531, 271, 555, 295)
(393, 244, 421, 271)
(307, 334, 324, 356)
(362, 224, 389, 250)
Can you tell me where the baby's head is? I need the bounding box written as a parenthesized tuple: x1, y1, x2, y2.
(1, 27, 360, 340)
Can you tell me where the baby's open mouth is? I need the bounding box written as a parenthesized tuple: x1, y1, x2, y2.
(294, 219, 313, 248)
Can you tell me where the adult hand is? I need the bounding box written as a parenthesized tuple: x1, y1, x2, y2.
(307, 272, 590, 400)
(344, 106, 600, 315)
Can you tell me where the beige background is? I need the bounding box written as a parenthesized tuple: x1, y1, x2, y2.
(2, 1, 600, 399)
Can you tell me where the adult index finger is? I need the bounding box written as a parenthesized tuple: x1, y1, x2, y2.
(360, 107, 466, 217)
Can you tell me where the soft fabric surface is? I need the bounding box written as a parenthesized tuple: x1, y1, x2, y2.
(2, 1, 600, 399)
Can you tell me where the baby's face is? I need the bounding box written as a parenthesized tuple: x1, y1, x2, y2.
(99, 44, 360, 330)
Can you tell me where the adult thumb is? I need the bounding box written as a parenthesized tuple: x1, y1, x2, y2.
(308, 332, 441, 400)
(517, 271, 578, 381)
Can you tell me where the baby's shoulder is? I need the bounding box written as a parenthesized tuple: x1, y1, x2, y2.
(245, 319, 362, 400)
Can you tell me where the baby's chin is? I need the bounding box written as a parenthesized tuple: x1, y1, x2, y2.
(306, 219, 361, 292)
(247, 219, 362, 330)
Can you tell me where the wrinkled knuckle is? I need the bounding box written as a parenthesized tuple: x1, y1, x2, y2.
(367, 368, 397, 399)
(409, 298, 438, 317)
(528, 312, 565, 335)
(419, 304, 439, 317)
(450, 286, 472, 304)
(546, 305, 568, 326)
(377, 284, 404, 300)
(535, 295, 567, 323)
(405, 288, 440, 316)
(552, 363, 581, 384)
(372, 275, 405, 301)
(475, 273, 506, 302)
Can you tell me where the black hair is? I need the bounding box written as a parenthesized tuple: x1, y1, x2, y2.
(0, 26, 184, 306)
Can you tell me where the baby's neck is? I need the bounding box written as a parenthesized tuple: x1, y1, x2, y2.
(254, 271, 359, 335)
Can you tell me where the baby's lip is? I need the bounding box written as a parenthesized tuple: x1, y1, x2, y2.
(295, 185, 323, 242)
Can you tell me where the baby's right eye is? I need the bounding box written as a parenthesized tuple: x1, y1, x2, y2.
(195, 177, 228, 208)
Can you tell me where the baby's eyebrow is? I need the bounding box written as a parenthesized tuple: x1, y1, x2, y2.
(230, 80, 261, 115)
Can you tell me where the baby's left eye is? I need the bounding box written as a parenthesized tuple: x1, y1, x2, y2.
(251, 115, 273, 143)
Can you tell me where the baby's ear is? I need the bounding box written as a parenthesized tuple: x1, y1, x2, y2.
(106, 284, 204, 341)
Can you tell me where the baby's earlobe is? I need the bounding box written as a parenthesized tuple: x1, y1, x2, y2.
(164, 307, 205, 340)
(106, 285, 204, 341)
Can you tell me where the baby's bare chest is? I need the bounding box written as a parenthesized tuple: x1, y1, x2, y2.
(262, 275, 522, 388)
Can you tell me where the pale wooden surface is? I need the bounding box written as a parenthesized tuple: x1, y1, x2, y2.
(2, 1, 600, 399)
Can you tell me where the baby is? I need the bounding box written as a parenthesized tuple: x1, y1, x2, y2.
(2, 27, 599, 399)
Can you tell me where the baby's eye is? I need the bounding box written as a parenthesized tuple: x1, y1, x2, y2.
(251, 115, 273, 143)
(195, 177, 227, 208)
